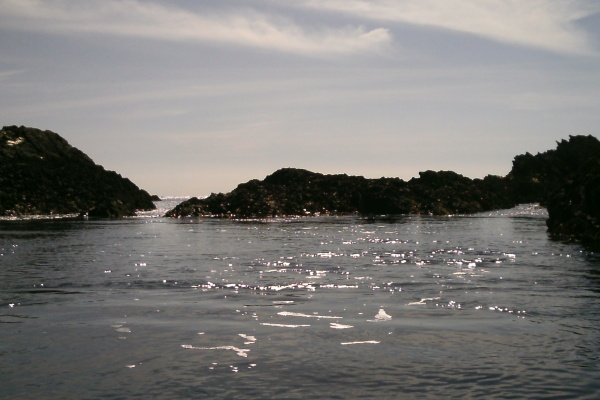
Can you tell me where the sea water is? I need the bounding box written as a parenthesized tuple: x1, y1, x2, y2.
(1, 200, 599, 399)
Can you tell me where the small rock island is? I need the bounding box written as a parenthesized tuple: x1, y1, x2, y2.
(166, 135, 600, 250)
(165, 168, 513, 218)
(0, 125, 155, 217)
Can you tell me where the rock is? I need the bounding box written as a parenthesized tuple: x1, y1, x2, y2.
(150, 195, 162, 201)
(0, 125, 155, 218)
(168, 134, 599, 250)
(407, 170, 514, 215)
(508, 135, 600, 250)
(165, 168, 513, 218)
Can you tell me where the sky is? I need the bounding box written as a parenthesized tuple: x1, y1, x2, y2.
(1, 0, 599, 196)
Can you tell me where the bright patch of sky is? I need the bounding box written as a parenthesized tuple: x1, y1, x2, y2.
(1, 0, 599, 195)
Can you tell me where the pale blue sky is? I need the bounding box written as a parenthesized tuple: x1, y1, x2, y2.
(1, 0, 599, 196)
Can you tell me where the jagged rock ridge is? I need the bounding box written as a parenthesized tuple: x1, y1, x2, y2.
(0, 125, 155, 217)
(165, 168, 513, 218)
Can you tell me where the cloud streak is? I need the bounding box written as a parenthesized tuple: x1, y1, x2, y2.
(295, 0, 600, 55)
(0, 0, 390, 55)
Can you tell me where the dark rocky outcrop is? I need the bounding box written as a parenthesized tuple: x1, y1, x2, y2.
(506, 135, 600, 250)
(406, 171, 514, 216)
(5, 125, 597, 247)
(0, 125, 155, 217)
(165, 168, 513, 218)
(166, 135, 599, 250)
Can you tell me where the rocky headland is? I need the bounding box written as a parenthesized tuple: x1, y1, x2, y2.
(0, 125, 156, 218)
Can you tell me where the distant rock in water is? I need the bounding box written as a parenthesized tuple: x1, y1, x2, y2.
(0, 125, 156, 217)
(507, 135, 600, 250)
(167, 134, 599, 250)
(165, 168, 513, 218)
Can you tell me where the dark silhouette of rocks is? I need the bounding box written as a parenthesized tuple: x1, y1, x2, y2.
(0, 125, 155, 217)
(166, 135, 599, 250)
(6, 124, 594, 248)
(506, 135, 600, 250)
(165, 168, 513, 218)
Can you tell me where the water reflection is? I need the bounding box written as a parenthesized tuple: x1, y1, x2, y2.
(1, 205, 599, 399)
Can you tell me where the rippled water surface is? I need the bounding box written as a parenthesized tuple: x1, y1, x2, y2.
(1, 201, 599, 399)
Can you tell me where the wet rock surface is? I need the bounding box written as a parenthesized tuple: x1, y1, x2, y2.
(0, 125, 155, 217)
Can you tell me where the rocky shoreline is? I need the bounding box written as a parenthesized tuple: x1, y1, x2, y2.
(1, 125, 597, 249)
(0, 126, 155, 218)
(165, 135, 600, 250)
(508, 135, 600, 250)
(165, 168, 513, 218)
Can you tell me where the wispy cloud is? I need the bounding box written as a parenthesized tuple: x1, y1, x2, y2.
(0, 69, 25, 81)
(0, 0, 390, 55)
(294, 0, 600, 55)
(509, 90, 600, 111)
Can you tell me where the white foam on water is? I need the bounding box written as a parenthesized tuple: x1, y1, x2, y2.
(260, 323, 310, 328)
(181, 344, 250, 358)
(277, 311, 342, 319)
(407, 297, 441, 306)
(330, 323, 353, 329)
(372, 309, 392, 322)
(341, 341, 380, 345)
(239, 334, 256, 344)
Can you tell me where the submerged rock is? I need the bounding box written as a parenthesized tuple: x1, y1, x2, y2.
(0, 125, 155, 218)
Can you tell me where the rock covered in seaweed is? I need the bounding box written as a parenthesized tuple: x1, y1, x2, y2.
(0, 125, 156, 217)
(165, 168, 513, 218)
